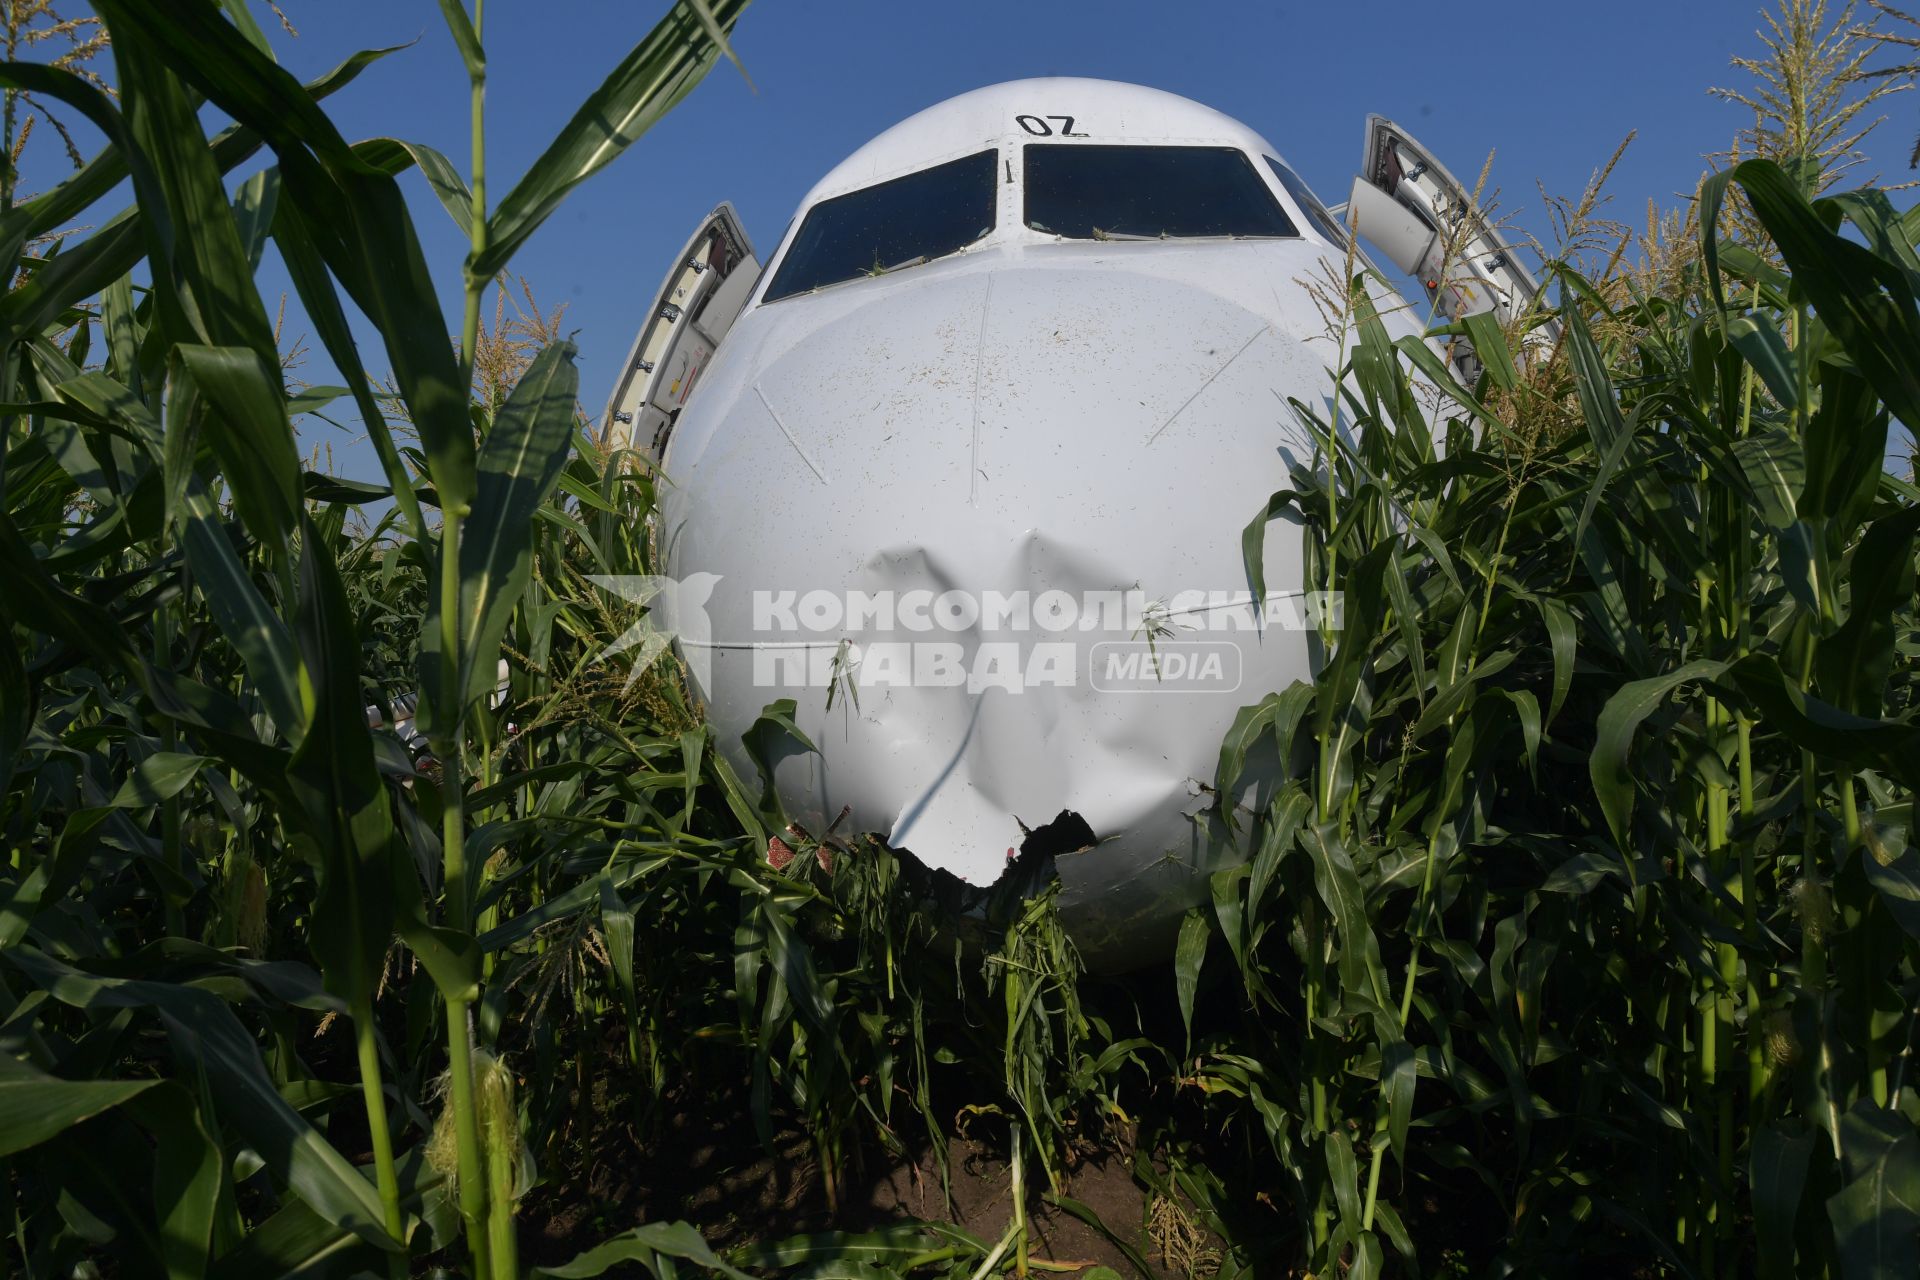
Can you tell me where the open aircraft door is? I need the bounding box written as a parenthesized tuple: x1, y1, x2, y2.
(600, 202, 760, 462)
(1344, 116, 1555, 374)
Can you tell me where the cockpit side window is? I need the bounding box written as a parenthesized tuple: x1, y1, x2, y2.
(1023, 145, 1298, 240)
(762, 149, 998, 302)
(1263, 157, 1348, 247)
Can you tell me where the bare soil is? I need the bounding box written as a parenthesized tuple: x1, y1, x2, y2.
(517, 1091, 1192, 1278)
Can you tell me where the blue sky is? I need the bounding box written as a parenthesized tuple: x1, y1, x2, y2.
(22, 1, 1920, 480)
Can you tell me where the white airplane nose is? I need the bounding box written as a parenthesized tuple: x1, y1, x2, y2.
(675, 261, 1333, 513)
(660, 260, 1334, 965)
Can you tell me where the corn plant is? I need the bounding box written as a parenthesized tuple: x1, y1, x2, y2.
(0, 2, 755, 1275)
(1195, 143, 1920, 1278)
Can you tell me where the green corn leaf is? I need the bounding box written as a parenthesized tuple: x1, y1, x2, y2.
(1041, 1192, 1158, 1280)
(108, 752, 209, 809)
(268, 190, 426, 539)
(1240, 485, 1304, 618)
(218, 0, 274, 52)
(47, 367, 166, 460)
(1801, 362, 1890, 537)
(173, 468, 306, 739)
(687, 0, 755, 90)
(1589, 658, 1726, 851)
(1699, 166, 1738, 314)
(0, 513, 140, 676)
(98, 0, 478, 511)
(298, 156, 478, 511)
(476, 852, 668, 953)
(1776, 518, 1835, 622)
(1540, 849, 1621, 896)
(1535, 594, 1575, 726)
(0, 63, 125, 277)
(395, 896, 482, 1003)
(286, 515, 397, 1008)
(1213, 683, 1313, 820)
(677, 728, 705, 831)
(1348, 1230, 1385, 1280)
(757, 891, 838, 1042)
(303, 471, 390, 505)
(144, 665, 299, 806)
(231, 167, 281, 271)
(1817, 506, 1920, 716)
(0, 211, 143, 343)
(1860, 845, 1920, 942)
(778, 1263, 903, 1280)
(1326, 1127, 1363, 1225)
(1313, 538, 1395, 750)
(1560, 282, 1628, 454)
(1729, 426, 1806, 530)
(206, 1148, 449, 1279)
(111, 23, 282, 365)
(599, 874, 642, 1064)
(1737, 158, 1920, 433)
(1501, 687, 1542, 777)
(4, 946, 401, 1252)
(1303, 822, 1392, 1014)
(1410, 650, 1515, 743)
(100, 273, 146, 396)
(741, 697, 817, 826)
(732, 1225, 951, 1270)
(426, 338, 580, 725)
(1718, 241, 1792, 301)
(473, 0, 750, 282)
(1718, 653, 1920, 784)
(0, 608, 31, 798)
(96, 0, 369, 172)
(21, 1121, 169, 1271)
(1825, 187, 1920, 280)
(1826, 1103, 1920, 1280)
(1209, 862, 1250, 973)
(1246, 784, 1312, 942)
(1174, 906, 1209, 1050)
(532, 1220, 752, 1278)
(1725, 313, 1798, 409)
(1383, 548, 1430, 708)
(1349, 283, 1426, 451)
(356, 136, 475, 232)
(127, 1084, 225, 1280)
(1462, 310, 1517, 392)
(174, 344, 303, 552)
(1380, 1033, 1416, 1163)
(0, 1076, 158, 1157)
(1394, 331, 1501, 426)
(435, 0, 485, 80)
(1751, 1121, 1817, 1280)
(0, 43, 399, 269)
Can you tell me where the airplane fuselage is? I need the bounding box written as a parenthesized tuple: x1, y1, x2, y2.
(623, 79, 1452, 966)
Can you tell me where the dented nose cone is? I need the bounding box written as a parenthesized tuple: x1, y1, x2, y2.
(658, 258, 1336, 968)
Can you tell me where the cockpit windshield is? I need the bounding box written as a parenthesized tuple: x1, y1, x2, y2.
(762, 149, 998, 302)
(1024, 145, 1298, 241)
(1263, 157, 1348, 246)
